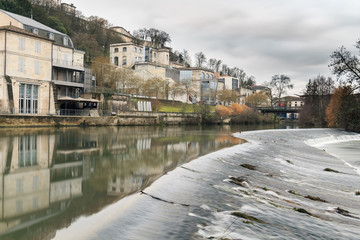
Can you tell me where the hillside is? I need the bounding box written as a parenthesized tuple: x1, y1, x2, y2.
(0, 0, 124, 62)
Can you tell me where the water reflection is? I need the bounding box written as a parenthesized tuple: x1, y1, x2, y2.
(0, 126, 248, 240)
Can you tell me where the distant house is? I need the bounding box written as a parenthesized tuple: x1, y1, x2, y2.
(282, 96, 304, 108)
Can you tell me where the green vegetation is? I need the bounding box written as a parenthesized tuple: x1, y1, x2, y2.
(1, 0, 123, 61)
(158, 102, 215, 113)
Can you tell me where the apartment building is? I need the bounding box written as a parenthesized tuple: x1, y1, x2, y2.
(0, 25, 55, 114)
(110, 42, 170, 68)
(0, 9, 97, 115)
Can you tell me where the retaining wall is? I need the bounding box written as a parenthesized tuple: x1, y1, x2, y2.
(0, 111, 201, 127)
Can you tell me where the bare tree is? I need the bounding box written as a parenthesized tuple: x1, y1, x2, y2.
(194, 52, 206, 67)
(329, 43, 360, 90)
(265, 74, 293, 107)
(182, 49, 191, 67)
(168, 82, 186, 102)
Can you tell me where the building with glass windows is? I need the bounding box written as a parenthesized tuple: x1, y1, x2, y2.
(0, 9, 98, 115)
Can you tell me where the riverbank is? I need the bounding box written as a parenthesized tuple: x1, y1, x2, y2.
(0, 111, 201, 127)
(52, 128, 360, 240)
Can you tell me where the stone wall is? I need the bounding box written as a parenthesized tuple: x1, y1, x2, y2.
(0, 111, 201, 127)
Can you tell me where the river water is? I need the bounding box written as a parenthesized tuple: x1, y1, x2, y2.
(1, 126, 359, 240)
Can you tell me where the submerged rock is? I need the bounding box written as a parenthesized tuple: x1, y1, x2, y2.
(324, 168, 340, 173)
(231, 212, 265, 224)
(294, 208, 312, 216)
(240, 164, 257, 170)
(305, 195, 327, 203)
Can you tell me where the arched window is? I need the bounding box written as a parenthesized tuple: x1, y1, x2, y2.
(122, 56, 127, 66)
(134, 47, 137, 52)
(114, 57, 119, 66)
(201, 72, 204, 79)
(123, 47, 127, 52)
(206, 73, 209, 79)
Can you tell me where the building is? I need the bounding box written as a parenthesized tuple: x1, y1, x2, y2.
(218, 75, 239, 91)
(0, 25, 55, 114)
(110, 42, 170, 68)
(111, 26, 134, 43)
(61, 3, 76, 15)
(0, 9, 97, 115)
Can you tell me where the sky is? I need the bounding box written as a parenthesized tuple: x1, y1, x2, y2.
(67, 0, 360, 95)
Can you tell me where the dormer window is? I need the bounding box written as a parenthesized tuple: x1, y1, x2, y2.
(63, 37, 69, 46)
(32, 28, 39, 34)
(49, 33, 54, 40)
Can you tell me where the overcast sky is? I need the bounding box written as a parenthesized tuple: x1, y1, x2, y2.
(68, 0, 360, 95)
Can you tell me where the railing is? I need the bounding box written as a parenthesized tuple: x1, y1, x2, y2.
(53, 78, 85, 84)
(53, 59, 84, 69)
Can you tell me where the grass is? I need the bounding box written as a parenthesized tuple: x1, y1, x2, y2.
(158, 102, 216, 113)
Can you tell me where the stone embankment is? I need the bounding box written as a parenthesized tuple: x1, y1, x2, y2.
(0, 111, 201, 127)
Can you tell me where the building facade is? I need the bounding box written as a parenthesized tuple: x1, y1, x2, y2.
(0, 9, 97, 115)
(110, 42, 170, 68)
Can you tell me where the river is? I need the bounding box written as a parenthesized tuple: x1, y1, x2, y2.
(1, 126, 359, 239)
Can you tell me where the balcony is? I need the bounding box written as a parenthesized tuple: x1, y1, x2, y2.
(53, 58, 84, 72)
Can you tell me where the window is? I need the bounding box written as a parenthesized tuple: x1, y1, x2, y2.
(64, 54, 68, 65)
(19, 84, 38, 114)
(154, 52, 157, 58)
(200, 72, 204, 79)
(19, 38, 25, 50)
(134, 47, 137, 52)
(49, 32, 54, 40)
(35, 61, 41, 75)
(33, 176, 39, 190)
(18, 58, 25, 72)
(114, 48, 119, 53)
(16, 179, 24, 193)
(33, 197, 39, 209)
(35, 41, 41, 53)
(232, 78, 239, 90)
(16, 200, 23, 213)
(206, 73, 209, 79)
(114, 57, 119, 66)
(166, 55, 169, 60)
(63, 37, 68, 46)
(32, 28, 39, 34)
(139, 48, 142, 54)
(122, 56, 127, 66)
(123, 47, 127, 52)
(18, 135, 37, 167)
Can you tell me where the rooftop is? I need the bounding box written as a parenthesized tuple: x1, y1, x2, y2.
(0, 9, 66, 36)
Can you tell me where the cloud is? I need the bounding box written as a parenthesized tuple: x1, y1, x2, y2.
(71, 0, 360, 94)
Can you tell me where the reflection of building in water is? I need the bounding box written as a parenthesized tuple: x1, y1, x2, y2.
(137, 138, 151, 151)
(107, 175, 144, 196)
(0, 134, 54, 234)
(0, 132, 99, 236)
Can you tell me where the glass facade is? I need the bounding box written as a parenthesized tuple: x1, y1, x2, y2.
(19, 83, 39, 114)
(18, 135, 38, 167)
